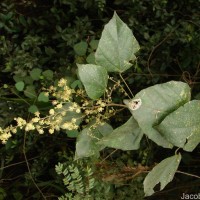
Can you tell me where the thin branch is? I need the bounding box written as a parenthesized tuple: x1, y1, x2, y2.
(119, 73, 134, 98)
(100, 149, 118, 164)
(23, 132, 47, 200)
(0, 156, 39, 170)
(106, 103, 128, 108)
(176, 170, 200, 179)
(147, 27, 178, 76)
(11, 88, 31, 105)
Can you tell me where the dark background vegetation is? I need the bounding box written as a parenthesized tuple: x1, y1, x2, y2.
(0, 0, 200, 199)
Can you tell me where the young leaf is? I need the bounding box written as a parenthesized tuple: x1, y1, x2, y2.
(95, 12, 140, 73)
(30, 68, 42, 81)
(77, 64, 108, 100)
(89, 40, 99, 50)
(143, 154, 181, 196)
(86, 52, 96, 64)
(38, 92, 49, 102)
(124, 81, 191, 148)
(74, 41, 88, 56)
(24, 85, 37, 99)
(98, 117, 143, 150)
(42, 70, 53, 80)
(15, 81, 25, 91)
(67, 130, 79, 138)
(28, 105, 39, 114)
(156, 100, 200, 152)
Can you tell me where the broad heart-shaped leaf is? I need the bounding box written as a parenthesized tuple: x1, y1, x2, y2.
(42, 70, 53, 80)
(30, 68, 42, 81)
(74, 41, 88, 56)
(156, 100, 200, 152)
(24, 85, 37, 99)
(28, 105, 39, 114)
(124, 81, 191, 148)
(144, 154, 181, 196)
(75, 123, 113, 159)
(77, 64, 108, 100)
(98, 117, 143, 150)
(38, 92, 49, 102)
(95, 12, 140, 73)
(15, 81, 25, 91)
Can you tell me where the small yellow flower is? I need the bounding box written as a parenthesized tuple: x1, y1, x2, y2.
(38, 129, 44, 134)
(25, 123, 35, 131)
(49, 128, 54, 134)
(69, 106, 74, 111)
(76, 108, 81, 113)
(52, 100, 58, 105)
(14, 117, 26, 127)
(44, 92, 49, 97)
(71, 118, 77, 123)
(34, 111, 40, 117)
(49, 109, 55, 115)
(32, 117, 40, 123)
(97, 107, 103, 112)
(58, 78, 67, 87)
(56, 103, 62, 109)
(12, 128, 17, 134)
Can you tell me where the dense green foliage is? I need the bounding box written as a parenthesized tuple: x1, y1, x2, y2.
(0, 0, 200, 199)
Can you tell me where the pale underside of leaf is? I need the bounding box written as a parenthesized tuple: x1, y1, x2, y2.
(124, 81, 191, 148)
(143, 154, 181, 196)
(156, 100, 200, 152)
(98, 117, 143, 150)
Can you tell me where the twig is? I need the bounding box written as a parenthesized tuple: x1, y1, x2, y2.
(106, 103, 128, 108)
(147, 27, 178, 76)
(23, 131, 47, 200)
(0, 156, 39, 170)
(119, 73, 134, 98)
(176, 170, 200, 179)
(100, 149, 118, 164)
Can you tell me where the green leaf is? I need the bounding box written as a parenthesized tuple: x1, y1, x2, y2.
(45, 47, 56, 56)
(13, 75, 24, 82)
(67, 130, 79, 138)
(23, 76, 34, 85)
(95, 12, 140, 72)
(98, 117, 143, 150)
(86, 52, 96, 64)
(24, 85, 37, 99)
(0, 187, 7, 199)
(96, 123, 113, 137)
(89, 40, 99, 50)
(13, 191, 23, 200)
(42, 70, 53, 80)
(76, 127, 100, 159)
(70, 80, 83, 89)
(28, 105, 39, 114)
(38, 92, 49, 102)
(76, 123, 113, 159)
(15, 81, 25, 91)
(74, 41, 88, 56)
(124, 81, 191, 148)
(156, 100, 200, 152)
(77, 64, 108, 100)
(143, 154, 181, 196)
(30, 68, 42, 81)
